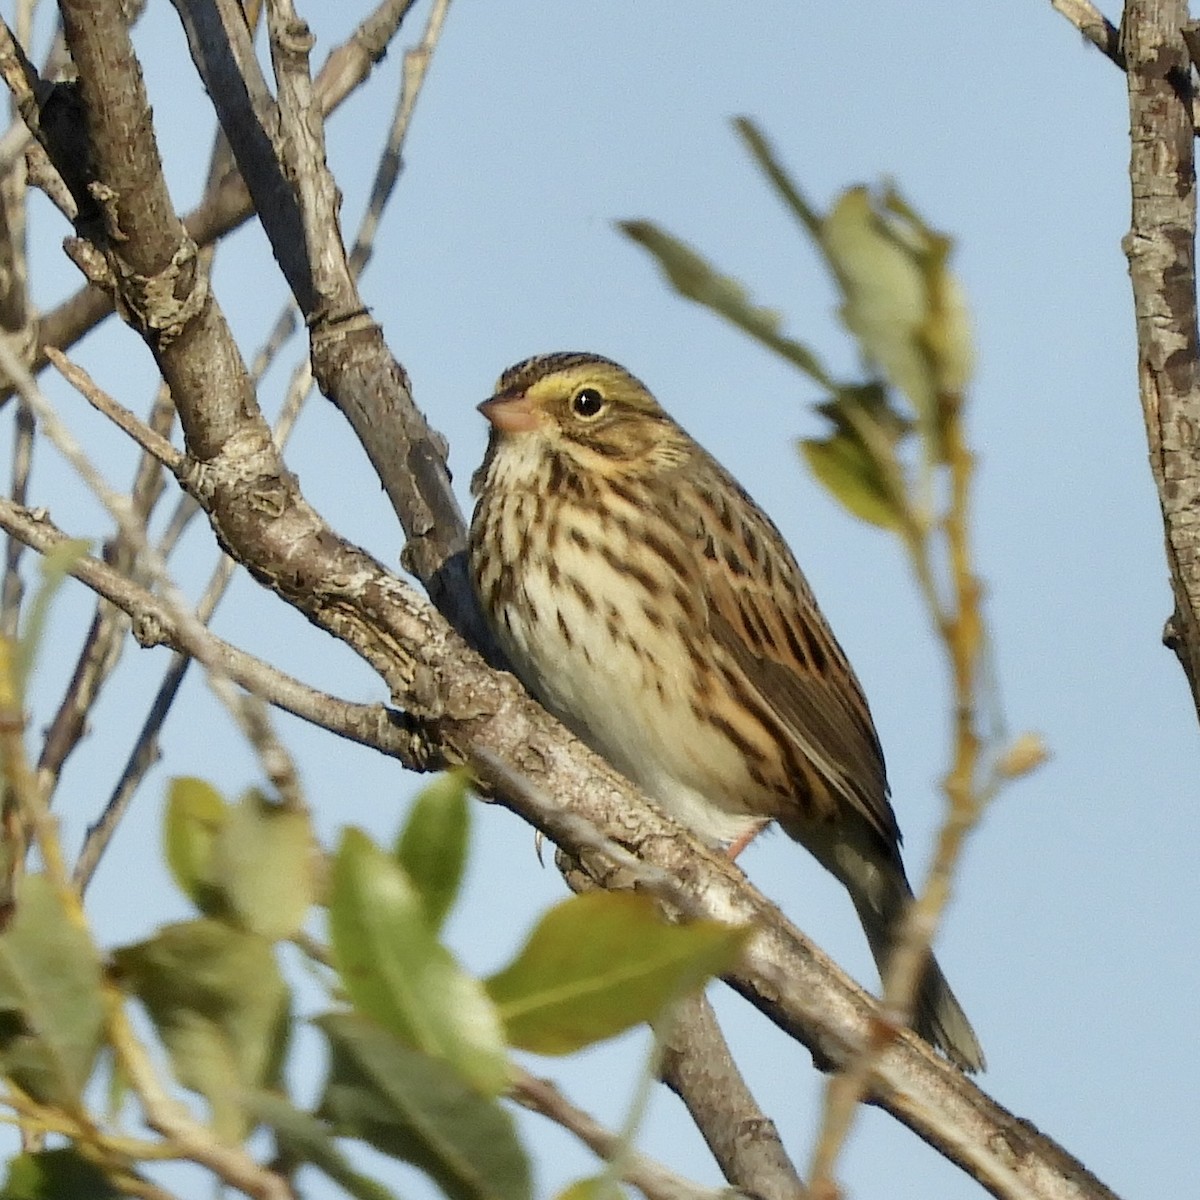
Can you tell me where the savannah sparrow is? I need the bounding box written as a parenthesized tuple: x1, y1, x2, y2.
(468, 352, 984, 1072)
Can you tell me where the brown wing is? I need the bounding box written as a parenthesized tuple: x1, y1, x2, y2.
(683, 459, 900, 848)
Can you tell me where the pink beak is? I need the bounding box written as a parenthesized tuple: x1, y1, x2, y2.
(478, 392, 541, 434)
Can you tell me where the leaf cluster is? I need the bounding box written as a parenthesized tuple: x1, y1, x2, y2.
(621, 117, 974, 536)
(0, 770, 747, 1200)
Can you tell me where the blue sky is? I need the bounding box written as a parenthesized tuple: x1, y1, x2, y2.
(15, 2, 1198, 1198)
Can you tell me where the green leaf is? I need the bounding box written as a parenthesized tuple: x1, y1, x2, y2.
(618, 219, 834, 386)
(164, 777, 230, 916)
(820, 186, 973, 458)
(114, 919, 289, 1141)
(802, 382, 912, 530)
(318, 1013, 531, 1200)
(395, 770, 471, 933)
(734, 116, 821, 239)
(212, 789, 317, 940)
(484, 892, 749, 1055)
(800, 432, 903, 530)
(329, 829, 508, 1096)
(16, 539, 90, 696)
(246, 1090, 397, 1200)
(555, 1180, 628, 1200)
(0, 874, 103, 1106)
(0, 1149, 120, 1200)
(823, 187, 934, 412)
(882, 185, 974, 399)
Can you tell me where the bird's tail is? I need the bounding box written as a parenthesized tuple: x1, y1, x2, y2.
(792, 819, 985, 1072)
(847, 860, 985, 1073)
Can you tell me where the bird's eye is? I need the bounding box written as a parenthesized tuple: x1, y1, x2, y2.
(570, 387, 605, 419)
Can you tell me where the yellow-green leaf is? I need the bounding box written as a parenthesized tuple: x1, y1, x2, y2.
(820, 186, 974, 459)
(329, 829, 508, 1096)
(0, 874, 103, 1106)
(212, 789, 317, 941)
(800, 434, 903, 530)
(823, 188, 934, 414)
(395, 770, 471, 932)
(164, 777, 229, 916)
(485, 892, 749, 1055)
(882, 185, 974, 398)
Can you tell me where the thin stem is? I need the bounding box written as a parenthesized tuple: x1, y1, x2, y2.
(0, 400, 33, 638)
(105, 988, 292, 1199)
(810, 401, 996, 1191)
(510, 1067, 726, 1200)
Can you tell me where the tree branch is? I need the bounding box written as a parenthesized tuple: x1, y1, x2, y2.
(469, 754, 1116, 1200)
(553, 843, 805, 1198)
(658, 992, 807, 1200)
(0, 498, 424, 768)
(1122, 1, 1200, 719)
(510, 1068, 730, 1200)
(1050, 1, 1124, 66)
(171, 0, 488, 648)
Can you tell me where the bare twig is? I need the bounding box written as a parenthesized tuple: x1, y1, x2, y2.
(1050, 0, 1200, 132)
(106, 991, 293, 1200)
(20, 340, 311, 834)
(0, 401, 33, 638)
(316, 0, 421, 113)
(0, 40, 35, 643)
(35, 382, 176, 797)
(1050, 0, 1124, 66)
(174, 0, 485, 647)
(0, 0, 415, 399)
(46, 348, 184, 470)
(0, 342, 250, 730)
(0, 346, 413, 862)
(348, 0, 450, 275)
(808, 418, 995, 1190)
(510, 1067, 733, 1200)
(0, 500, 423, 757)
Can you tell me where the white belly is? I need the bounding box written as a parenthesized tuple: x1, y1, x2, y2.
(492, 534, 765, 847)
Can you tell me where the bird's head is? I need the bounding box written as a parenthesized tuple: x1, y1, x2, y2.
(478, 353, 690, 474)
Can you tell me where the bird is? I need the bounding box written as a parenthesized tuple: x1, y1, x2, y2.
(468, 351, 984, 1072)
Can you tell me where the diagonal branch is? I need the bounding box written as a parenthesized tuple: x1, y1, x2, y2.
(1050, 1, 1123, 66)
(170, 0, 486, 647)
(554, 846, 806, 1198)
(510, 1068, 731, 1200)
